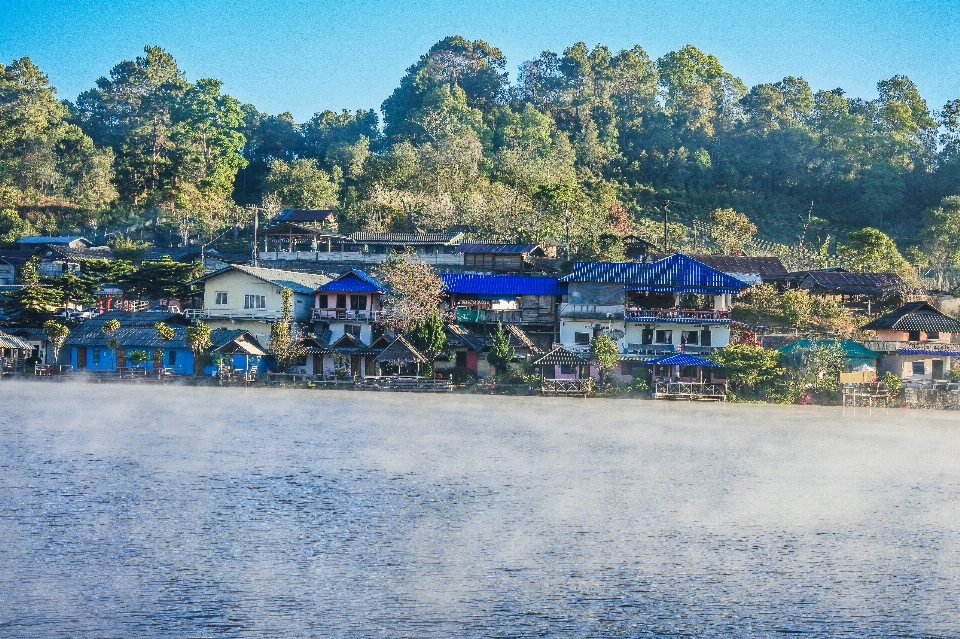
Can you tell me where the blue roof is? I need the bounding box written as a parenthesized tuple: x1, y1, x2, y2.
(16, 235, 88, 245)
(898, 349, 960, 357)
(561, 254, 749, 294)
(638, 353, 721, 367)
(441, 274, 565, 296)
(318, 269, 384, 293)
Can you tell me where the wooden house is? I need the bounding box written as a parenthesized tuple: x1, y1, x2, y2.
(344, 232, 463, 256)
(456, 243, 546, 272)
(0, 329, 32, 374)
(861, 302, 960, 380)
(63, 311, 195, 373)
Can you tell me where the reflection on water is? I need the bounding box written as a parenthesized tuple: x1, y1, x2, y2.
(1, 382, 958, 637)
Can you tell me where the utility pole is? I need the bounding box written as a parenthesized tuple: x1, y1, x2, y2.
(661, 200, 670, 254)
(252, 206, 259, 267)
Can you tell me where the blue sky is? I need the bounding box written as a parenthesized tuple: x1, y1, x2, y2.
(2, 0, 958, 122)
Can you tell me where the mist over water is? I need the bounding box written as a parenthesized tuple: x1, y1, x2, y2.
(1, 383, 959, 637)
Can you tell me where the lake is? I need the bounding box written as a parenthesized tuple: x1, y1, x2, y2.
(1, 382, 958, 637)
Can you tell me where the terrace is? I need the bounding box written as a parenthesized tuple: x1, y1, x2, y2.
(312, 308, 381, 322)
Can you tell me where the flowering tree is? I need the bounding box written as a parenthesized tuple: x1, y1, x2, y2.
(42, 320, 69, 364)
(378, 254, 446, 333)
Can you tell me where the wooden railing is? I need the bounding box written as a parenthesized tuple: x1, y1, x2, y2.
(541, 378, 592, 396)
(862, 340, 960, 353)
(455, 308, 523, 324)
(357, 376, 453, 392)
(625, 308, 731, 320)
(312, 308, 381, 322)
(653, 381, 727, 400)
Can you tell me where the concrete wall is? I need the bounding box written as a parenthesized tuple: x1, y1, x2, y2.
(202, 270, 314, 322)
(70, 346, 194, 374)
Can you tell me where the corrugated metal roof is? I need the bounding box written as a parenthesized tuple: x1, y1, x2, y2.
(318, 269, 385, 293)
(638, 353, 721, 367)
(65, 325, 191, 349)
(776, 339, 882, 360)
(561, 254, 749, 292)
(375, 335, 427, 363)
(861, 302, 960, 333)
(532, 346, 589, 366)
(441, 274, 565, 296)
(897, 349, 960, 356)
(455, 243, 540, 254)
(349, 232, 463, 245)
(799, 271, 908, 296)
(276, 209, 335, 223)
(17, 236, 90, 246)
(0, 329, 32, 349)
(687, 255, 789, 278)
(191, 265, 330, 294)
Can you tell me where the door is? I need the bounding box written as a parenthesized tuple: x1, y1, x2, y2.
(76, 347, 86, 370)
(932, 359, 945, 379)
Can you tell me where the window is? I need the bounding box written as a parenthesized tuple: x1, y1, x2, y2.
(244, 295, 266, 309)
(316, 294, 328, 309)
(215, 291, 228, 305)
(350, 295, 367, 311)
(344, 324, 361, 338)
(927, 331, 940, 340)
(560, 364, 575, 375)
(168, 350, 177, 365)
(912, 361, 925, 375)
(655, 330, 673, 344)
(574, 332, 590, 345)
(642, 328, 653, 345)
(700, 329, 712, 346)
(681, 330, 698, 345)
(336, 294, 347, 309)
(92, 349, 100, 364)
(908, 331, 921, 342)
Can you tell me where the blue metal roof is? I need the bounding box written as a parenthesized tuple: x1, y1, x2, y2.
(16, 235, 88, 245)
(637, 353, 721, 367)
(441, 274, 565, 296)
(455, 243, 540, 254)
(562, 254, 749, 293)
(897, 349, 960, 357)
(625, 317, 731, 324)
(318, 269, 384, 293)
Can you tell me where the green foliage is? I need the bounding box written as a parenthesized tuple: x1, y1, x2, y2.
(101, 318, 121, 334)
(778, 289, 814, 328)
(0, 208, 32, 246)
(265, 158, 339, 210)
(881, 371, 903, 394)
(409, 308, 447, 361)
(838, 228, 912, 277)
(155, 321, 174, 341)
(0, 285, 62, 325)
(42, 320, 69, 361)
(107, 237, 150, 261)
(710, 344, 783, 389)
(590, 332, 620, 383)
(269, 288, 304, 373)
(786, 341, 846, 394)
(186, 321, 212, 355)
(630, 377, 650, 393)
(486, 322, 514, 376)
(127, 349, 150, 368)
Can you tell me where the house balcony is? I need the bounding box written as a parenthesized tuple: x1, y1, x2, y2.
(558, 304, 624, 320)
(862, 340, 960, 354)
(312, 308, 381, 322)
(624, 308, 731, 322)
(185, 308, 284, 321)
(455, 307, 523, 324)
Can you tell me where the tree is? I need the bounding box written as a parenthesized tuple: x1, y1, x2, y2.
(377, 254, 446, 333)
(0, 286, 63, 325)
(590, 332, 619, 384)
(708, 208, 756, 254)
(185, 321, 212, 375)
(102, 318, 121, 368)
(710, 344, 783, 390)
(128, 349, 150, 369)
(264, 158, 339, 209)
(155, 321, 174, 341)
(0, 208, 33, 246)
(486, 322, 514, 377)
(268, 288, 303, 373)
(838, 228, 912, 276)
(922, 196, 960, 289)
(42, 320, 69, 364)
(779, 289, 814, 328)
(409, 308, 446, 362)
(101, 318, 121, 334)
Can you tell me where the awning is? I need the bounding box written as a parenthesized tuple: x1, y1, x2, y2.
(638, 353, 721, 367)
(897, 349, 960, 356)
(624, 285, 744, 294)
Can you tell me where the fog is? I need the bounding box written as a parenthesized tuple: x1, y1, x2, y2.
(1, 382, 959, 637)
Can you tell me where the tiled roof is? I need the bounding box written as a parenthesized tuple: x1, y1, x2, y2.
(142, 247, 229, 262)
(441, 274, 565, 296)
(861, 302, 960, 333)
(191, 265, 330, 294)
(455, 243, 540, 254)
(638, 353, 721, 367)
(799, 271, 908, 296)
(532, 346, 589, 367)
(349, 232, 463, 245)
(318, 269, 385, 293)
(561, 254, 748, 293)
(41, 246, 113, 261)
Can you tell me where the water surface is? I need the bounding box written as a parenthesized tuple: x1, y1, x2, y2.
(1, 383, 958, 637)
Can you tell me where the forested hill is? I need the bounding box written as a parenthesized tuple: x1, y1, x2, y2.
(3, 36, 960, 271)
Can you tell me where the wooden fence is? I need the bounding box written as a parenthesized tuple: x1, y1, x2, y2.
(652, 381, 727, 401)
(357, 376, 453, 392)
(541, 378, 592, 397)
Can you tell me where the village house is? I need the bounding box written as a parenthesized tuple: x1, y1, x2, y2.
(189, 265, 329, 344)
(558, 254, 751, 380)
(15, 236, 113, 277)
(780, 269, 913, 314)
(441, 273, 564, 350)
(63, 310, 193, 373)
(0, 256, 16, 285)
(456, 243, 549, 273)
(861, 302, 960, 380)
(684, 255, 789, 287)
(312, 269, 385, 346)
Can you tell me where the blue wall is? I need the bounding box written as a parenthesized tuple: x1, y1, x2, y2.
(70, 347, 195, 374)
